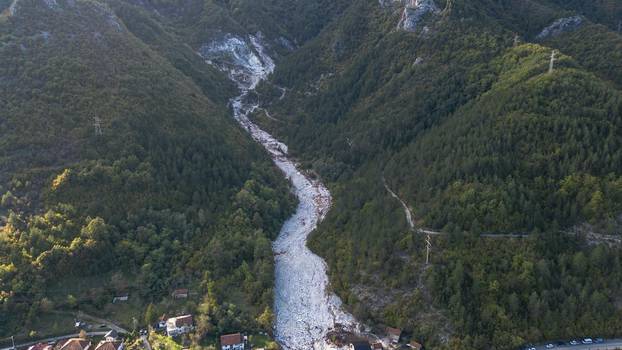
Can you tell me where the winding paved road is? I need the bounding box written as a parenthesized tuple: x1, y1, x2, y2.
(0, 332, 108, 350)
(0, 312, 128, 350)
(530, 339, 622, 350)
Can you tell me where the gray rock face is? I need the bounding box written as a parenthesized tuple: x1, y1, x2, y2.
(198, 33, 275, 90)
(397, 0, 440, 32)
(536, 15, 584, 40)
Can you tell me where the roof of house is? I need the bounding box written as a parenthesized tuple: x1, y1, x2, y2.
(351, 342, 372, 350)
(220, 333, 243, 346)
(104, 330, 118, 340)
(386, 327, 402, 337)
(59, 338, 91, 350)
(172, 288, 189, 295)
(371, 342, 383, 350)
(168, 314, 193, 327)
(27, 343, 52, 350)
(94, 341, 123, 350)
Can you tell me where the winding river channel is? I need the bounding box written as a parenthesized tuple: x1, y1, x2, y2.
(202, 34, 359, 349)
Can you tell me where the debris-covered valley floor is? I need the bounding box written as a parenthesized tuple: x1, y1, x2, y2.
(200, 33, 368, 350)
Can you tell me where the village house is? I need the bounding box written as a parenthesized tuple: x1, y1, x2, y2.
(57, 338, 92, 350)
(385, 327, 402, 345)
(166, 314, 194, 337)
(371, 342, 384, 350)
(171, 289, 189, 299)
(86, 329, 124, 350)
(94, 340, 124, 350)
(219, 333, 245, 350)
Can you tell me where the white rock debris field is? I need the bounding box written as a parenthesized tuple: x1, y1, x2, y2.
(199, 34, 360, 350)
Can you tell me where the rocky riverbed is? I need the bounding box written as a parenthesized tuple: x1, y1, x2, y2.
(200, 33, 359, 350)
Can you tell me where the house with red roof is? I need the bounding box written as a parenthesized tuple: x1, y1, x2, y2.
(219, 333, 244, 350)
(166, 314, 194, 337)
(57, 338, 92, 350)
(385, 327, 402, 345)
(94, 340, 123, 350)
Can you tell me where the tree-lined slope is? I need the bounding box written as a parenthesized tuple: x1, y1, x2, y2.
(249, 0, 622, 348)
(0, 0, 294, 339)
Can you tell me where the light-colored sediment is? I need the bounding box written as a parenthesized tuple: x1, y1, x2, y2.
(201, 34, 359, 350)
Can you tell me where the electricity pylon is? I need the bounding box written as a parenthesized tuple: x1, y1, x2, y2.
(93, 116, 103, 136)
(549, 50, 557, 74)
(425, 233, 432, 265)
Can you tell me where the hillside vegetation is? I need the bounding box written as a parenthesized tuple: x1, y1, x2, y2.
(2, 0, 622, 348)
(0, 0, 296, 340)
(251, 0, 622, 348)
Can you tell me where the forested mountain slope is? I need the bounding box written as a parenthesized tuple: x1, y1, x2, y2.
(1, 0, 622, 348)
(0, 0, 297, 339)
(258, 0, 622, 234)
(250, 0, 622, 348)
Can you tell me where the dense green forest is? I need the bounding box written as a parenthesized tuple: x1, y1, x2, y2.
(251, 0, 622, 348)
(260, 0, 622, 234)
(428, 233, 622, 349)
(0, 0, 301, 342)
(0, 0, 361, 343)
(2, 0, 622, 348)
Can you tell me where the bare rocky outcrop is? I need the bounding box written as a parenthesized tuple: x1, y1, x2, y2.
(198, 33, 275, 90)
(536, 15, 584, 40)
(379, 0, 442, 32)
(397, 0, 440, 32)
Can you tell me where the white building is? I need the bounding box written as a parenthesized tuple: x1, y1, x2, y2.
(166, 314, 194, 337)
